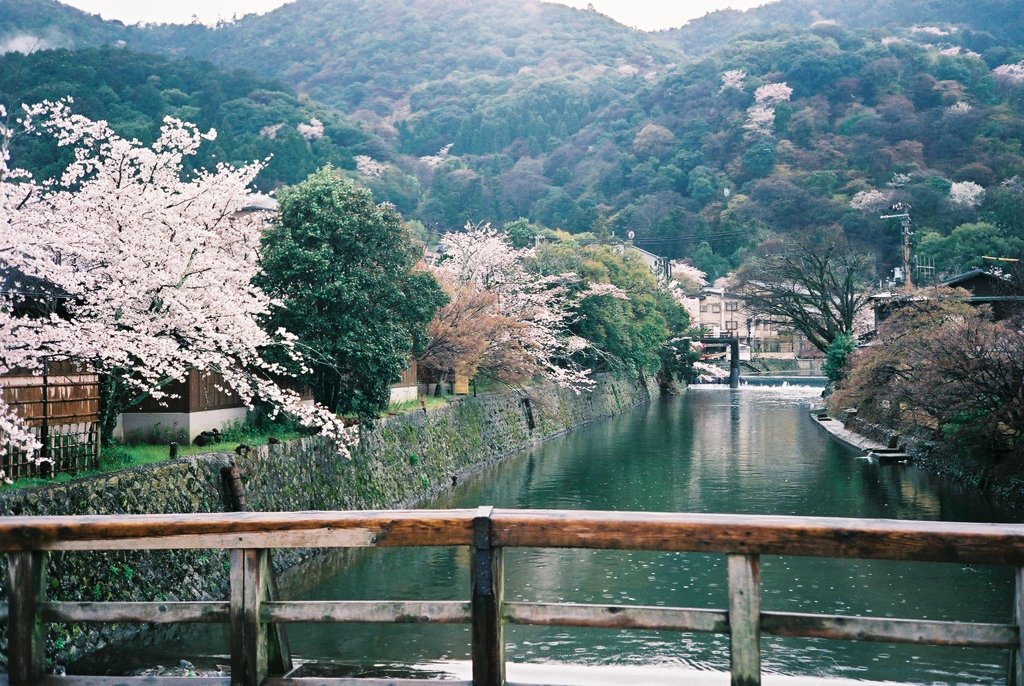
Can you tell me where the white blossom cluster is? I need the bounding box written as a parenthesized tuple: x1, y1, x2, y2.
(419, 143, 453, 169)
(850, 189, 892, 211)
(692, 361, 729, 383)
(671, 262, 708, 289)
(994, 62, 1024, 86)
(754, 82, 794, 106)
(910, 26, 951, 37)
(259, 123, 284, 139)
(0, 101, 355, 477)
(743, 82, 792, 138)
(354, 155, 386, 177)
(719, 69, 747, 93)
(296, 118, 324, 141)
(948, 180, 985, 207)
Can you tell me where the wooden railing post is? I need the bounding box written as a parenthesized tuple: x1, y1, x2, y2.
(230, 549, 273, 686)
(471, 506, 504, 686)
(7, 551, 47, 685)
(1011, 566, 1024, 686)
(728, 553, 761, 686)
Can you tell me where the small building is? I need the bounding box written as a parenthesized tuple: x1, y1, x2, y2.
(941, 269, 1023, 321)
(687, 287, 811, 359)
(870, 269, 1023, 329)
(390, 358, 419, 404)
(117, 370, 248, 444)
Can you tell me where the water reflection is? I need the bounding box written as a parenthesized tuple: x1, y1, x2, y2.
(78, 386, 1018, 683)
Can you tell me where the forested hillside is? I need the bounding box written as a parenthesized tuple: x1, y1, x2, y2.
(669, 0, 1024, 57)
(0, 47, 381, 192)
(3, 0, 1024, 279)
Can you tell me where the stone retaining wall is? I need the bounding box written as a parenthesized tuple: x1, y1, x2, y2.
(836, 410, 1024, 510)
(0, 375, 656, 671)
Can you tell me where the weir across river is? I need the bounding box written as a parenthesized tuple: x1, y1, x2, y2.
(3, 508, 1024, 686)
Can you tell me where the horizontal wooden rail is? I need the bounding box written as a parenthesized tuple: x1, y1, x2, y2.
(4, 508, 1024, 686)
(3, 508, 1023, 562)
(0, 510, 477, 552)
(505, 601, 729, 633)
(760, 611, 1018, 648)
(262, 600, 471, 624)
(42, 601, 229, 624)
(491, 509, 1024, 564)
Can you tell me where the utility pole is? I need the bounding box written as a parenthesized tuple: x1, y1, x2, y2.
(881, 203, 912, 288)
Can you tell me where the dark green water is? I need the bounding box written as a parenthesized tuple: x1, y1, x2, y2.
(81, 385, 1018, 683)
(276, 385, 1016, 684)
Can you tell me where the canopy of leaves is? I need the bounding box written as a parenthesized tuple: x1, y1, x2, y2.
(828, 291, 1024, 462)
(0, 102, 355, 464)
(0, 46, 379, 191)
(257, 167, 446, 420)
(6, 0, 1024, 278)
(533, 237, 688, 377)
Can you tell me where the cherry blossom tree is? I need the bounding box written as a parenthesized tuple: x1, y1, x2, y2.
(421, 224, 592, 389)
(948, 180, 985, 207)
(993, 61, 1024, 86)
(719, 69, 747, 93)
(0, 100, 353, 475)
(743, 83, 792, 139)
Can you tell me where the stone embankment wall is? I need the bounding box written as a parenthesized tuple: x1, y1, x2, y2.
(0, 375, 656, 670)
(836, 410, 1024, 509)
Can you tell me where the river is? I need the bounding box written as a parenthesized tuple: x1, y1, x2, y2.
(83, 383, 1019, 684)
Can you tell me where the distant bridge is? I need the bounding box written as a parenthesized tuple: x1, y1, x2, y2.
(696, 336, 741, 388)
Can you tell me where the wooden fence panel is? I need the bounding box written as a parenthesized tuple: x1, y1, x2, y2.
(1, 364, 100, 479)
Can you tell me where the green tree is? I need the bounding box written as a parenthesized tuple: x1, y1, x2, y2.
(822, 332, 857, 385)
(502, 217, 541, 249)
(917, 222, 1024, 276)
(533, 241, 679, 377)
(258, 167, 446, 420)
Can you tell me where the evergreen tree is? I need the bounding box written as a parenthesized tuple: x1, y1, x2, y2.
(258, 167, 446, 421)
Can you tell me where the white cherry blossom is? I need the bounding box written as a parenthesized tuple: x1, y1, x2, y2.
(0, 101, 354, 476)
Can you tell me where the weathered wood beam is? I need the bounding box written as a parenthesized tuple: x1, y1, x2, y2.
(491, 509, 1024, 564)
(1012, 566, 1024, 686)
(5, 679, 230, 686)
(728, 554, 760, 686)
(262, 600, 471, 624)
(504, 601, 728, 633)
(42, 601, 228, 624)
(7, 551, 47, 686)
(761, 611, 1017, 647)
(1, 679, 473, 686)
(0, 510, 477, 552)
(471, 506, 504, 686)
(229, 549, 246, 686)
(265, 680, 473, 686)
(261, 552, 292, 678)
(243, 550, 268, 686)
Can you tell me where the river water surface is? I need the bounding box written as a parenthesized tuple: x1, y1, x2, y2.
(89, 384, 1020, 684)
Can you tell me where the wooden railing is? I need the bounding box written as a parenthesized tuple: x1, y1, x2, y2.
(3, 508, 1024, 686)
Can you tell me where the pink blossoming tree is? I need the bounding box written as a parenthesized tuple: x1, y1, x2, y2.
(424, 224, 593, 390)
(0, 101, 353, 476)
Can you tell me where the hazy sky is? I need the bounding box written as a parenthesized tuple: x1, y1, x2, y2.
(61, 0, 772, 31)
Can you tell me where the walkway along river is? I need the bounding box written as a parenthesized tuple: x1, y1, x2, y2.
(82, 383, 1019, 684)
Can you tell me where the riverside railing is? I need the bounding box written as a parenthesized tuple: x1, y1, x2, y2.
(2, 508, 1024, 686)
